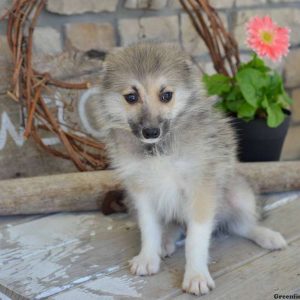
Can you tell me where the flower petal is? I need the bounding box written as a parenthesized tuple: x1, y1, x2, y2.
(245, 15, 290, 62)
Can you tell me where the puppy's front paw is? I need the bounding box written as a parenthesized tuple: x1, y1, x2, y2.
(182, 269, 215, 296)
(129, 253, 160, 276)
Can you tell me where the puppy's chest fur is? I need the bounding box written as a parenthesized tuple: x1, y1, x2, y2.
(119, 154, 197, 222)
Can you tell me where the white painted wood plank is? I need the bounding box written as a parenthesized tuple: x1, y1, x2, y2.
(261, 191, 300, 212)
(0, 290, 13, 300)
(50, 195, 300, 300)
(53, 289, 115, 300)
(0, 215, 41, 228)
(290, 288, 300, 294)
(51, 274, 145, 300)
(0, 193, 299, 299)
(176, 238, 300, 300)
(0, 213, 139, 299)
(0, 283, 26, 300)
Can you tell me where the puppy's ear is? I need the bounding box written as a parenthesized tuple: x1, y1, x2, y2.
(85, 49, 107, 60)
(109, 46, 124, 54)
(100, 61, 110, 90)
(185, 57, 203, 79)
(104, 46, 124, 63)
(101, 61, 108, 74)
(101, 46, 124, 75)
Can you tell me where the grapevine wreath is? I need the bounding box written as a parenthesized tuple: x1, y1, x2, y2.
(4, 0, 240, 213)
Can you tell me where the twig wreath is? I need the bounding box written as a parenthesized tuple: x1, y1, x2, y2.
(4, 0, 240, 171)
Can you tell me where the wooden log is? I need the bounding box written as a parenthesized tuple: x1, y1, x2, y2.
(0, 162, 299, 215)
(0, 170, 122, 215)
(238, 161, 300, 193)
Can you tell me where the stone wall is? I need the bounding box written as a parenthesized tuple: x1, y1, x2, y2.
(0, 0, 300, 179)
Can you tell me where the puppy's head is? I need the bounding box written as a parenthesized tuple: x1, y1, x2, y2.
(98, 42, 204, 144)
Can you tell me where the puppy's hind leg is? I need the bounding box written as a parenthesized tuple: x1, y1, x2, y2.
(225, 176, 287, 250)
(161, 222, 183, 258)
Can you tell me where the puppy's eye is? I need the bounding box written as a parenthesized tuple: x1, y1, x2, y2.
(160, 91, 173, 103)
(124, 93, 138, 104)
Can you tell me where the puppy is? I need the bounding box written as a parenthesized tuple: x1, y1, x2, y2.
(90, 42, 286, 296)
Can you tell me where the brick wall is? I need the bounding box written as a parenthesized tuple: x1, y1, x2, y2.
(0, 0, 300, 179)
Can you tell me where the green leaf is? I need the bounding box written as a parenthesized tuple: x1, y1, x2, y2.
(203, 74, 231, 96)
(278, 94, 292, 108)
(214, 100, 227, 112)
(267, 72, 282, 97)
(261, 95, 269, 109)
(281, 92, 293, 105)
(279, 80, 293, 105)
(251, 56, 270, 71)
(239, 54, 270, 72)
(266, 104, 285, 128)
(226, 97, 243, 113)
(237, 102, 257, 120)
(236, 68, 268, 107)
(226, 86, 242, 101)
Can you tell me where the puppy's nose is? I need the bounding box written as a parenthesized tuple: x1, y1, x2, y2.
(142, 127, 160, 139)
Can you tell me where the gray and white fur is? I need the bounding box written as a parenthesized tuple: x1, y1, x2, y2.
(90, 42, 286, 296)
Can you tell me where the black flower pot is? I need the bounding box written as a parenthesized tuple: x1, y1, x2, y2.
(231, 113, 291, 162)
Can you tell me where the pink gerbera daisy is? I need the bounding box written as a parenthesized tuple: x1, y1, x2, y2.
(246, 16, 290, 62)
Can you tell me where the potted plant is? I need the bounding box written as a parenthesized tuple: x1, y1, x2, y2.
(203, 16, 292, 162)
